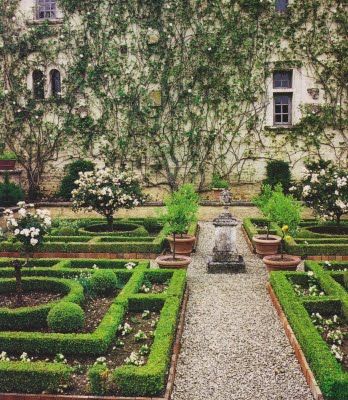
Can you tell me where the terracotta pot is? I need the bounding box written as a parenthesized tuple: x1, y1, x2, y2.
(156, 254, 192, 269)
(167, 235, 196, 255)
(263, 254, 301, 272)
(252, 234, 281, 256)
(0, 160, 16, 170)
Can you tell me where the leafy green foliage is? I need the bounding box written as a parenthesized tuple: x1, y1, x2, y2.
(0, 151, 16, 161)
(90, 270, 118, 296)
(0, 173, 24, 206)
(296, 160, 348, 224)
(58, 159, 94, 200)
(162, 184, 199, 236)
(263, 160, 292, 193)
(265, 190, 302, 236)
(47, 302, 85, 333)
(211, 173, 229, 189)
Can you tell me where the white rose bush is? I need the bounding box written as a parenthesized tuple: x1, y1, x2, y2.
(3, 202, 51, 305)
(72, 168, 144, 231)
(4, 202, 51, 254)
(294, 160, 348, 224)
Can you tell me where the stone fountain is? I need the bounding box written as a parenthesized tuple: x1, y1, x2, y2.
(207, 189, 246, 273)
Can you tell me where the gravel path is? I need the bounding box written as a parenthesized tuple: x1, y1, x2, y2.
(172, 221, 313, 400)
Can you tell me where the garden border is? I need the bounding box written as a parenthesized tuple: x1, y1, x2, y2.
(0, 287, 189, 400)
(267, 283, 324, 400)
(243, 217, 348, 260)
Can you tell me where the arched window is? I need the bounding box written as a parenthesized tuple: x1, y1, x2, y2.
(50, 69, 61, 97)
(32, 70, 45, 99)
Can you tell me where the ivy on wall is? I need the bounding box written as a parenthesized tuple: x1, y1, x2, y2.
(0, 0, 346, 198)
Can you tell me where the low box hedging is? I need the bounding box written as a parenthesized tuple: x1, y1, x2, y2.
(243, 217, 348, 256)
(270, 263, 348, 400)
(0, 361, 73, 394)
(0, 258, 186, 397)
(0, 277, 84, 331)
(0, 218, 199, 256)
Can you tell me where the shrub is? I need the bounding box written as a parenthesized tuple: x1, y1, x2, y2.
(266, 190, 302, 236)
(263, 160, 292, 193)
(47, 302, 85, 333)
(295, 160, 348, 224)
(72, 168, 144, 231)
(0, 173, 24, 207)
(90, 270, 118, 296)
(58, 159, 94, 201)
(211, 173, 229, 189)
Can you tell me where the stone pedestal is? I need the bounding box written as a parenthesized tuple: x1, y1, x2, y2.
(208, 190, 246, 274)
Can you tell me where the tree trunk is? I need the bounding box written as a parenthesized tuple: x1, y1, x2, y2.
(336, 214, 341, 225)
(27, 170, 42, 201)
(106, 214, 114, 232)
(12, 260, 23, 306)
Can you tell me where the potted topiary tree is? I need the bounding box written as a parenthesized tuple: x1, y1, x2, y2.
(166, 184, 199, 255)
(0, 150, 17, 170)
(252, 184, 282, 256)
(72, 167, 144, 232)
(262, 190, 302, 272)
(210, 173, 229, 202)
(4, 202, 51, 305)
(156, 185, 197, 268)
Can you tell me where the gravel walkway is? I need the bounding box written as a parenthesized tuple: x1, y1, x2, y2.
(172, 221, 313, 400)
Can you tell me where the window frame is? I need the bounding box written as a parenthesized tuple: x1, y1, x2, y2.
(273, 70, 292, 89)
(35, 0, 57, 20)
(273, 93, 292, 126)
(32, 69, 45, 100)
(50, 69, 62, 97)
(275, 0, 289, 13)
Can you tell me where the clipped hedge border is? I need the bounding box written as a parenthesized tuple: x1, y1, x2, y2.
(0, 277, 84, 331)
(270, 265, 348, 400)
(0, 260, 149, 355)
(243, 217, 348, 256)
(88, 269, 187, 397)
(0, 361, 73, 394)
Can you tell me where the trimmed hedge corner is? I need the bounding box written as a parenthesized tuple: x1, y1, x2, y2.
(270, 262, 348, 400)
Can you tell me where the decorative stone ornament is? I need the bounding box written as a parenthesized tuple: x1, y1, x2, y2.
(307, 88, 319, 100)
(208, 189, 246, 273)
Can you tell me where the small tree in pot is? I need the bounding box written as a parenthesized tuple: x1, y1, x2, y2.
(262, 191, 302, 273)
(156, 184, 199, 268)
(72, 168, 144, 232)
(4, 202, 51, 305)
(252, 184, 282, 256)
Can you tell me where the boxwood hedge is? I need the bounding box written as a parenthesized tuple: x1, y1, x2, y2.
(270, 261, 348, 400)
(243, 217, 348, 256)
(0, 258, 187, 397)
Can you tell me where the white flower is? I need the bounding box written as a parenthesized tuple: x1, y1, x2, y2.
(30, 238, 39, 246)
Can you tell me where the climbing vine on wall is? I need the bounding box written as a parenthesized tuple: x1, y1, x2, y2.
(0, 0, 346, 198)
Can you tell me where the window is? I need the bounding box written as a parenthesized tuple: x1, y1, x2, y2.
(32, 70, 45, 99)
(36, 0, 57, 20)
(275, 0, 288, 12)
(50, 69, 61, 96)
(274, 94, 292, 125)
(273, 71, 292, 88)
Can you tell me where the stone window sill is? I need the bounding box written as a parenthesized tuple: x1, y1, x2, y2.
(27, 18, 63, 26)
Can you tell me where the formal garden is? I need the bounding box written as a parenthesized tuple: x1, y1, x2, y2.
(0, 158, 346, 399)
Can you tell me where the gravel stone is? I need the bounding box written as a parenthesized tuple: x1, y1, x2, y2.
(172, 218, 313, 400)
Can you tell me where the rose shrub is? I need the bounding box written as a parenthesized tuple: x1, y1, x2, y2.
(4, 202, 51, 254)
(293, 160, 348, 224)
(72, 168, 144, 231)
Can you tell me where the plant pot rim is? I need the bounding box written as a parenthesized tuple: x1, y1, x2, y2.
(211, 187, 229, 191)
(253, 234, 281, 244)
(167, 234, 196, 243)
(263, 254, 301, 266)
(156, 254, 192, 268)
